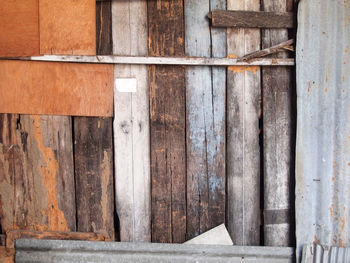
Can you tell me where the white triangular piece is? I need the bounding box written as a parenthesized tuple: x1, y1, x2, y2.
(184, 224, 233, 245)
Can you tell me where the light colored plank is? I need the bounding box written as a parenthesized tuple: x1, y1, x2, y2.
(7, 55, 295, 66)
(112, 0, 150, 242)
(0, 0, 39, 57)
(226, 0, 261, 245)
(0, 60, 113, 117)
(185, 0, 226, 239)
(39, 0, 96, 55)
(262, 0, 293, 247)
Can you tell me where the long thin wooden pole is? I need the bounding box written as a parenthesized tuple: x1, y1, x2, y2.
(112, 0, 150, 242)
(226, 0, 261, 245)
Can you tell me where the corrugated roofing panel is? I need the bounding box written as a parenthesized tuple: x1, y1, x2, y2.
(301, 244, 350, 263)
(296, 0, 350, 261)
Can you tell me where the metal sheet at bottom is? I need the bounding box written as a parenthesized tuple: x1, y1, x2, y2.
(302, 244, 350, 263)
(15, 239, 294, 263)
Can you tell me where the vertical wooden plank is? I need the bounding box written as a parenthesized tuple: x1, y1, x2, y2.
(226, 0, 261, 245)
(73, 1, 115, 240)
(0, 114, 76, 233)
(39, 0, 96, 55)
(262, 0, 294, 247)
(184, 0, 226, 240)
(148, 0, 186, 243)
(112, 0, 150, 242)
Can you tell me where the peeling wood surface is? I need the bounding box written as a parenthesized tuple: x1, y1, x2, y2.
(0, 60, 113, 117)
(5, 229, 109, 249)
(184, 0, 226, 240)
(0, 0, 39, 57)
(0, 114, 76, 233)
(226, 0, 261, 245)
(148, 0, 186, 243)
(210, 10, 295, 28)
(39, 0, 96, 55)
(262, 0, 294, 247)
(112, 0, 151, 242)
(73, 2, 115, 241)
(74, 118, 115, 240)
(0, 247, 14, 263)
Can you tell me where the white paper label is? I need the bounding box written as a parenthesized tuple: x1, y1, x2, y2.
(115, 78, 137, 92)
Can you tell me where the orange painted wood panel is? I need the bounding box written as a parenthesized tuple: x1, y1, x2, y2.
(39, 0, 96, 55)
(0, 0, 40, 57)
(0, 61, 113, 117)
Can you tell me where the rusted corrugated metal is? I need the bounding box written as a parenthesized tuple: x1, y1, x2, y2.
(296, 0, 350, 261)
(301, 244, 350, 263)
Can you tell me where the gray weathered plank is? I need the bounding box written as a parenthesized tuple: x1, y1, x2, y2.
(112, 0, 150, 242)
(262, 0, 294, 247)
(226, 0, 261, 245)
(209, 10, 295, 28)
(185, 0, 226, 239)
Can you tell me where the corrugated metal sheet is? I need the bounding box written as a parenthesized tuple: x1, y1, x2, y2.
(301, 244, 350, 263)
(15, 239, 294, 263)
(296, 0, 350, 261)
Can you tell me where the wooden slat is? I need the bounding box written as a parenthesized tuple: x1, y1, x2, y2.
(39, 0, 96, 55)
(210, 10, 295, 28)
(262, 0, 294, 247)
(148, 0, 186, 243)
(74, 118, 115, 240)
(112, 0, 151, 242)
(0, 247, 14, 263)
(184, 0, 226, 240)
(0, 0, 39, 57)
(73, 1, 115, 241)
(226, 1, 261, 245)
(0, 114, 76, 233)
(0, 60, 113, 117)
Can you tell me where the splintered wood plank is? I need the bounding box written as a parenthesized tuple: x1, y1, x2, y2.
(262, 0, 294, 247)
(0, 114, 76, 233)
(0, 60, 113, 117)
(148, 0, 186, 243)
(112, 0, 150, 242)
(73, 2, 115, 240)
(209, 10, 295, 28)
(226, 0, 261, 245)
(74, 118, 115, 240)
(39, 0, 96, 55)
(184, 0, 226, 240)
(0, 0, 39, 57)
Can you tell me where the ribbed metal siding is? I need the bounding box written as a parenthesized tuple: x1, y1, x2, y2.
(302, 244, 350, 263)
(296, 0, 350, 261)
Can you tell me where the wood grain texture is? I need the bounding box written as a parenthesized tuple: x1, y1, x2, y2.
(112, 0, 151, 242)
(74, 118, 115, 240)
(0, 247, 14, 263)
(5, 229, 109, 249)
(210, 10, 295, 28)
(0, 114, 76, 233)
(184, 0, 226, 240)
(0, 60, 113, 117)
(226, 0, 261, 246)
(262, 0, 294, 247)
(39, 0, 96, 55)
(148, 0, 186, 243)
(0, 0, 39, 57)
(73, 2, 115, 241)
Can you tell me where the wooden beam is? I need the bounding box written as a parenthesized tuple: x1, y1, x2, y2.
(209, 10, 295, 28)
(185, 0, 226, 240)
(3, 56, 295, 66)
(112, 0, 151, 242)
(149, 0, 186, 243)
(226, 0, 261, 246)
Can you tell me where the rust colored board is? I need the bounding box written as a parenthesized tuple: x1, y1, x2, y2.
(74, 117, 115, 240)
(0, 0, 39, 57)
(0, 60, 113, 117)
(0, 247, 15, 263)
(39, 0, 96, 55)
(73, 1, 115, 241)
(262, 0, 294, 247)
(0, 114, 76, 233)
(210, 10, 295, 28)
(148, 0, 186, 243)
